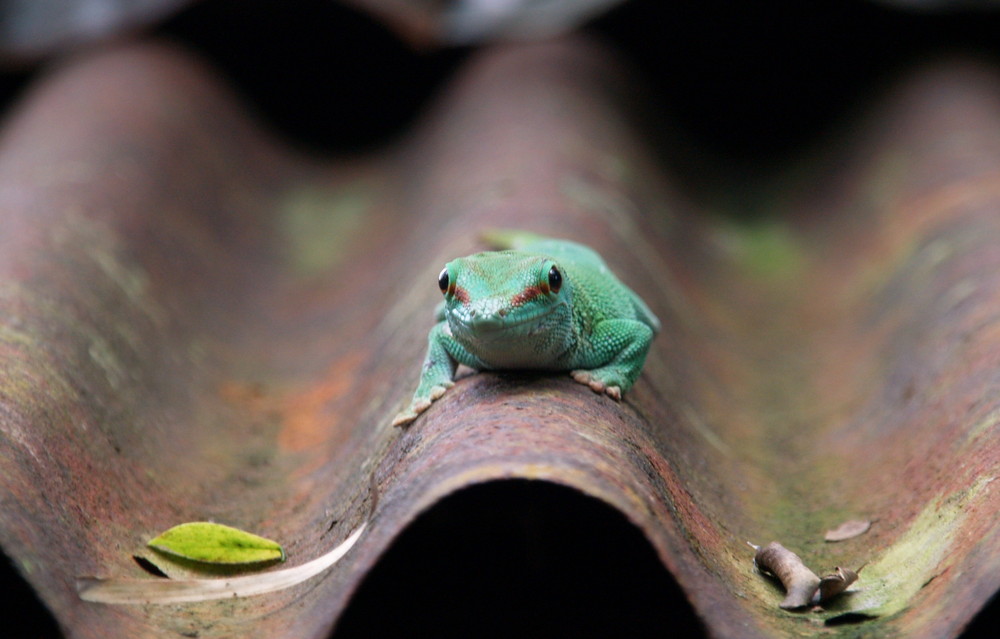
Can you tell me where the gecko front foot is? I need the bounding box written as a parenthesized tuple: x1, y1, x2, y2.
(571, 370, 622, 401)
(391, 383, 452, 427)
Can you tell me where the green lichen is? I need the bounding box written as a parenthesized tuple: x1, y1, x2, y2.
(0, 322, 38, 351)
(965, 407, 999, 445)
(835, 477, 991, 619)
(18, 558, 34, 575)
(279, 184, 370, 277)
(91, 247, 149, 307)
(723, 220, 808, 281)
(87, 334, 125, 392)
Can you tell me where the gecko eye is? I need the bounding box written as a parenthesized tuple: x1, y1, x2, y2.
(438, 267, 450, 294)
(547, 265, 562, 294)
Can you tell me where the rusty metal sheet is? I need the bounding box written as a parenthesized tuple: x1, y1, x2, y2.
(0, 0, 196, 63)
(0, 0, 623, 63)
(0, 37, 997, 638)
(338, 0, 626, 45)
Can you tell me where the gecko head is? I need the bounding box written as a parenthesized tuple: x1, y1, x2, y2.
(437, 250, 572, 345)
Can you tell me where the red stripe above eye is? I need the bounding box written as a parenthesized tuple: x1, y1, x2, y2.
(452, 286, 470, 304)
(511, 284, 548, 307)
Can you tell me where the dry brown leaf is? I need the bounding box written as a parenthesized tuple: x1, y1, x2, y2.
(813, 566, 861, 604)
(751, 542, 821, 610)
(825, 519, 872, 542)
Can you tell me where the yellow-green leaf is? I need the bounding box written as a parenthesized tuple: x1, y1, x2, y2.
(148, 522, 285, 566)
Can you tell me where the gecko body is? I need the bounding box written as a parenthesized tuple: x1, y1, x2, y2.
(392, 231, 659, 426)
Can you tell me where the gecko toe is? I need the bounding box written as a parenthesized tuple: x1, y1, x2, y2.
(572, 370, 614, 395)
(429, 386, 449, 400)
(391, 412, 417, 427)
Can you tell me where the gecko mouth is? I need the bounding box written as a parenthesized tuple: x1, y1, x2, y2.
(450, 305, 559, 337)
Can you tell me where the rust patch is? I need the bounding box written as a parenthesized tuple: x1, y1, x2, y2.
(277, 349, 365, 453)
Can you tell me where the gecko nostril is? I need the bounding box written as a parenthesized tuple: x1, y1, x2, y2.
(469, 310, 476, 317)
(498, 309, 507, 317)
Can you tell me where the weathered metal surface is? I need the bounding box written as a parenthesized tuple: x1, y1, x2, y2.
(0, 37, 997, 638)
(0, 0, 623, 63)
(339, 0, 626, 45)
(0, 0, 196, 63)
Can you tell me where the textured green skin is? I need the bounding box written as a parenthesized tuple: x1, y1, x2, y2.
(392, 231, 660, 426)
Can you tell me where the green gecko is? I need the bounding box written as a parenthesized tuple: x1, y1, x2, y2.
(391, 230, 660, 427)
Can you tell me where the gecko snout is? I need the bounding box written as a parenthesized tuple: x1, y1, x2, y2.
(469, 313, 505, 332)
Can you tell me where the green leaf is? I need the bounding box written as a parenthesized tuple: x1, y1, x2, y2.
(148, 522, 285, 566)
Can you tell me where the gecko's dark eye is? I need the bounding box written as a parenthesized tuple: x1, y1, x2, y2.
(438, 268, 450, 294)
(547, 265, 562, 294)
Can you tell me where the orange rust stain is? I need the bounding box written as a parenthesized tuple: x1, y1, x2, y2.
(642, 441, 724, 560)
(218, 380, 270, 411)
(277, 349, 365, 452)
